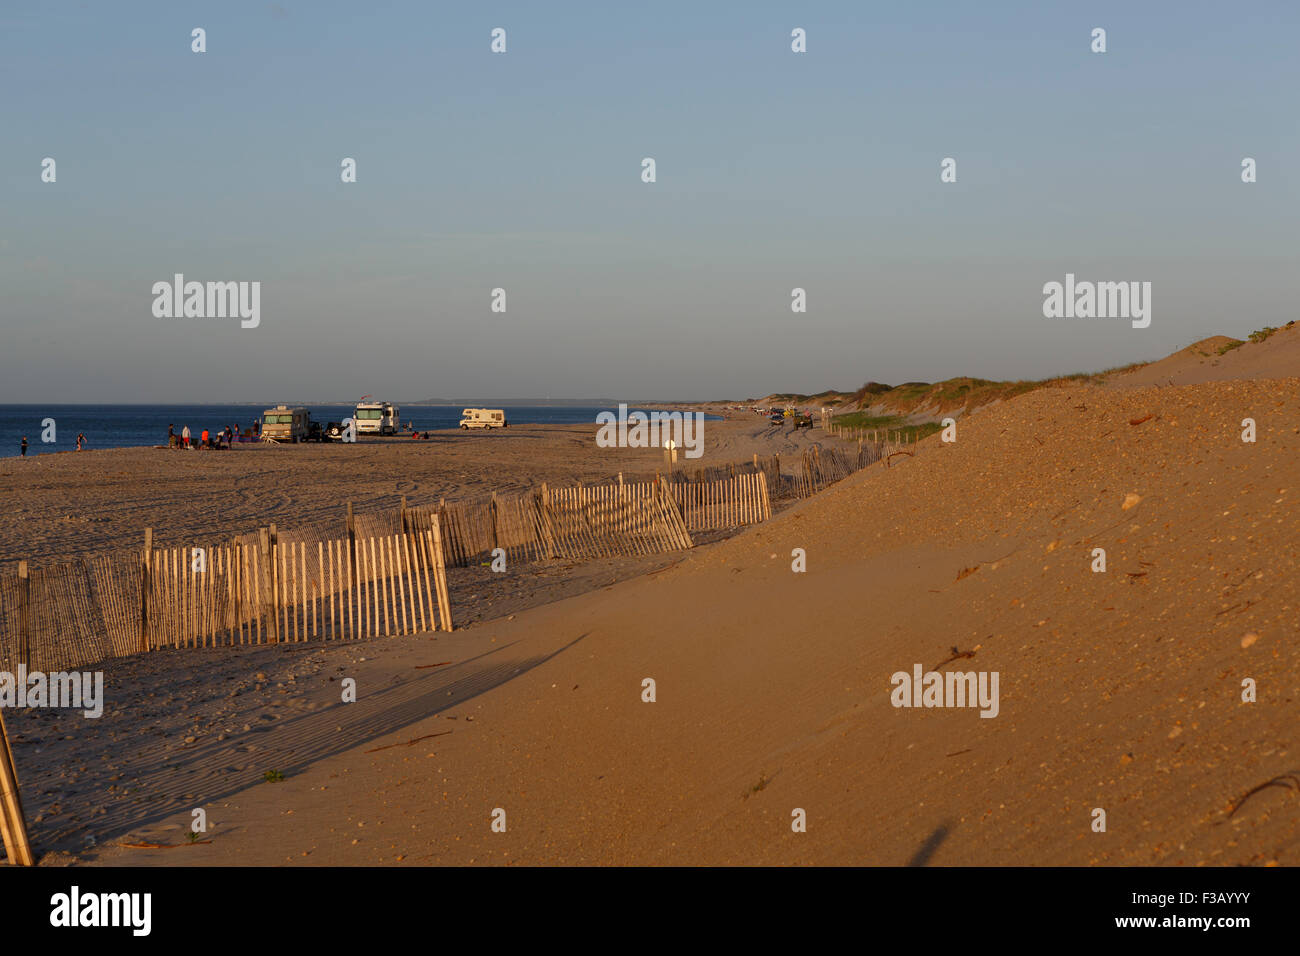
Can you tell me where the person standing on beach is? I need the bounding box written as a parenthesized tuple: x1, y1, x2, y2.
(76, 433, 85, 451)
(182, 424, 191, 449)
(168, 423, 176, 448)
(20, 436, 27, 457)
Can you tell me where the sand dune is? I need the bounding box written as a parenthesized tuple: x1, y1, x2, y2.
(37, 366, 1290, 866)
(1112, 322, 1298, 387)
(8, 336, 1296, 866)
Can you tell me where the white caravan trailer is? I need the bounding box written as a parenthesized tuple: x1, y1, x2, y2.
(459, 408, 508, 429)
(354, 401, 399, 435)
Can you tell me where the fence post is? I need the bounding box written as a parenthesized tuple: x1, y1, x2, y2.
(139, 530, 152, 653)
(539, 483, 556, 558)
(346, 500, 357, 577)
(489, 492, 500, 553)
(400, 495, 408, 534)
(16, 561, 30, 671)
(232, 536, 244, 645)
(273, 524, 284, 644)
(436, 498, 449, 563)
(428, 520, 453, 632)
(0, 710, 35, 866)
(261, 526, 279, 644)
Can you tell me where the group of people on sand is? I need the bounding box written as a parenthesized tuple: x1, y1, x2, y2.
(168, 422, 257, 450)
(401, 421, 431, 439)
(18, 433, 86, 456)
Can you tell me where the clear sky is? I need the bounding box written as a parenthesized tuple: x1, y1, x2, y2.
(2, 1, 1296, 402)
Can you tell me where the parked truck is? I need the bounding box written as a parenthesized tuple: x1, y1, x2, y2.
(354, 400, 399, 435)
(261, 405, 313, 443)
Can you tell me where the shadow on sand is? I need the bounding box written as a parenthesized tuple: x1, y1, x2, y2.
(34, 633, 588, 855)
(907, 821, 953, 866)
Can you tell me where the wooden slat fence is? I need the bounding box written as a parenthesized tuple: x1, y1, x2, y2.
(793, 442, 888, 497)
(408, 477, 697, 566)
(0, 446, 872, 674)
(0, 522, 453, 675)
(669, 472, 772, 531)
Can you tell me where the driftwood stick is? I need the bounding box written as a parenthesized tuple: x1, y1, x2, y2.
(364, 730, 453, 754)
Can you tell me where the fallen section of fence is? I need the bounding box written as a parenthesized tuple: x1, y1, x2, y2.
(410, 476, 696, 567)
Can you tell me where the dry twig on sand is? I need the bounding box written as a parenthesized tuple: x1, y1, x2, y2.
(364, 730, 452, 754)
(931, 645, 979, 672)
(1224, 773, 1300, 820)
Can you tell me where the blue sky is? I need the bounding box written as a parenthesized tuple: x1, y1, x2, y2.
(2, 1, 1296, 401)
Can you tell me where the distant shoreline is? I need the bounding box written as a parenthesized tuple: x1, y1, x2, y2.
(0, 400, 722, 408)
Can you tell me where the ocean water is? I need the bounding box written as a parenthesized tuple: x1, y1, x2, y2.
(0, 404, 714, 458)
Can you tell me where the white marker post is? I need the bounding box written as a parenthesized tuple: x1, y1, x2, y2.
(663, 438, 678, 475)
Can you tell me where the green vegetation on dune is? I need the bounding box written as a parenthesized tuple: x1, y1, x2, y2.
(1236, 320, 1294, 349)
(761, 322, 1296, 417)
(832, 362, 1156, 433)
(762, 390, 850, 404)
(849, 381, 894, 404)
(1064, 360, 1154, 382)
(763, 367, 1125, 413)
(829, 411, 943, 443)
(771, 324, 1300, 427)
(848, 376, 1042, 416)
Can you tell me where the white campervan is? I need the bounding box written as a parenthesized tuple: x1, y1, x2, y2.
(459, 408, 507, 429)
(261, 405, 312, 443)
(354, 401, 399, 435)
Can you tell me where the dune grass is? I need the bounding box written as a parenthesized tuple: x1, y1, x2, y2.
(830, 411, 944, 442)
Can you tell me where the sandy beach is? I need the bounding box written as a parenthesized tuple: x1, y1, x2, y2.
(8, 10, 1300, 943)
(0, 410, 825, 564)
(3, 330, 1296, 865)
